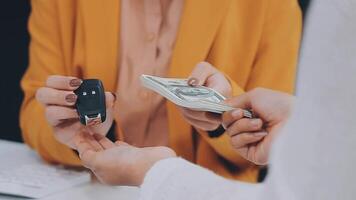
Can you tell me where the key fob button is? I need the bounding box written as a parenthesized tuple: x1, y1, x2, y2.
(74, 79, 106, 125)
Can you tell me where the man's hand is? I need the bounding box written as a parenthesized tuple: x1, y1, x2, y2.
(179, 62, 232, 131)
(75, 133, 176, 186)
(222, 88, 294, 165)
(36, 75, 116, 149)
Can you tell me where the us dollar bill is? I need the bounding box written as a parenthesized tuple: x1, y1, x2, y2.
(140, 74, 253, 118)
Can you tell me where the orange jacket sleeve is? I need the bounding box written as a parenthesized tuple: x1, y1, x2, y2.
(198, 0, 302, 166)
(20, 0, 81, 166)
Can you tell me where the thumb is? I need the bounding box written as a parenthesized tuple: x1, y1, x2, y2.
(188, 62, 218, 86)
(105, 92, 116, 109)
(224, 93, 252, 110)
(74, 133, 97, 168)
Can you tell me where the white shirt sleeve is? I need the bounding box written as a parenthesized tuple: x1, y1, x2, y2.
(140, 157, 263, 200)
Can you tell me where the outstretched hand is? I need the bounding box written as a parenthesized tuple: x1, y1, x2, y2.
(74, 133, 176, 186)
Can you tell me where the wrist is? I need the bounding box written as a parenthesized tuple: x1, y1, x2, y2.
(137, 147, 176, 186)
(207, 125, 225, 138)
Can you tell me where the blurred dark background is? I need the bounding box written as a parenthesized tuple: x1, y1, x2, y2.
(0, 0, 311, 143)
(0, 1, 30, 142)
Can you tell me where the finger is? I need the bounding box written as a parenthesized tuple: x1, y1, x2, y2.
(85, 134, 104, 152)
(105, 92, 116, 108)
(111, 92, 118, 103)
(184, 115, 220, 131)
(45, 106, 78, 126)
(115, 141, 129, 146)
(230, 131, 267, 149)
(205, 112, 222, 123)
(204, 73, 232, 98)
(75, 135, 97, 168)
(225, 118, 263, 137)
(188, 62, 218, 86)
(36, 87, 77, 106)
(46, 75, 82, 90)
(224, 94, 251, 110)
(93, 133, 115, 149)
(222, 109, 245, 129)
(181, 108, 221, 124)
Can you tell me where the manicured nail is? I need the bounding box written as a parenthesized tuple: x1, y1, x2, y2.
(188, 78, 199, 86)
(231, 109, 243, 118)
(254, 132, 267, 137)
(65, 94, 77, 103)
(69, 79, 82, 87)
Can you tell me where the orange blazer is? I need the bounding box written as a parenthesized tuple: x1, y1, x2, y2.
(21, 0, 301, 182)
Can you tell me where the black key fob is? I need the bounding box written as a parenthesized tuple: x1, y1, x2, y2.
(74, 79, 106, 126)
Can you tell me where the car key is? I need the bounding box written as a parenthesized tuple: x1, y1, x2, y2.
(74, 79, 106, 126)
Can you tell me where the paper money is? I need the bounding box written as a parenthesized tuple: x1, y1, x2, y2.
(140, 74, 253, 118)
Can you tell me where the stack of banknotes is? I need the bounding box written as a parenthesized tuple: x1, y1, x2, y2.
(140, 74, 253, 118)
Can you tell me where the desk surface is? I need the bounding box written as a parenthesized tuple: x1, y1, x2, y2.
(0, 140, 140, 200)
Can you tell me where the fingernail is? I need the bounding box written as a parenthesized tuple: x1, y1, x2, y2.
(188, 78, 199, 86)
(69, 79, 82, 87)
(254, 132, 267, 137)
(251, 119, 261, 127)
(65, 94, 77, 103)
(231, 109, 242, 118)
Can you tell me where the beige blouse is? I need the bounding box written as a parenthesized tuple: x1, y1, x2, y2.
(115, 0, 184, 147)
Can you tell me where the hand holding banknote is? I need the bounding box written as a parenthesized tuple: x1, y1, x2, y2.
(222, 88, 294, 165)
(141, 62, 252, 131)
(180, 62, 233, 131)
